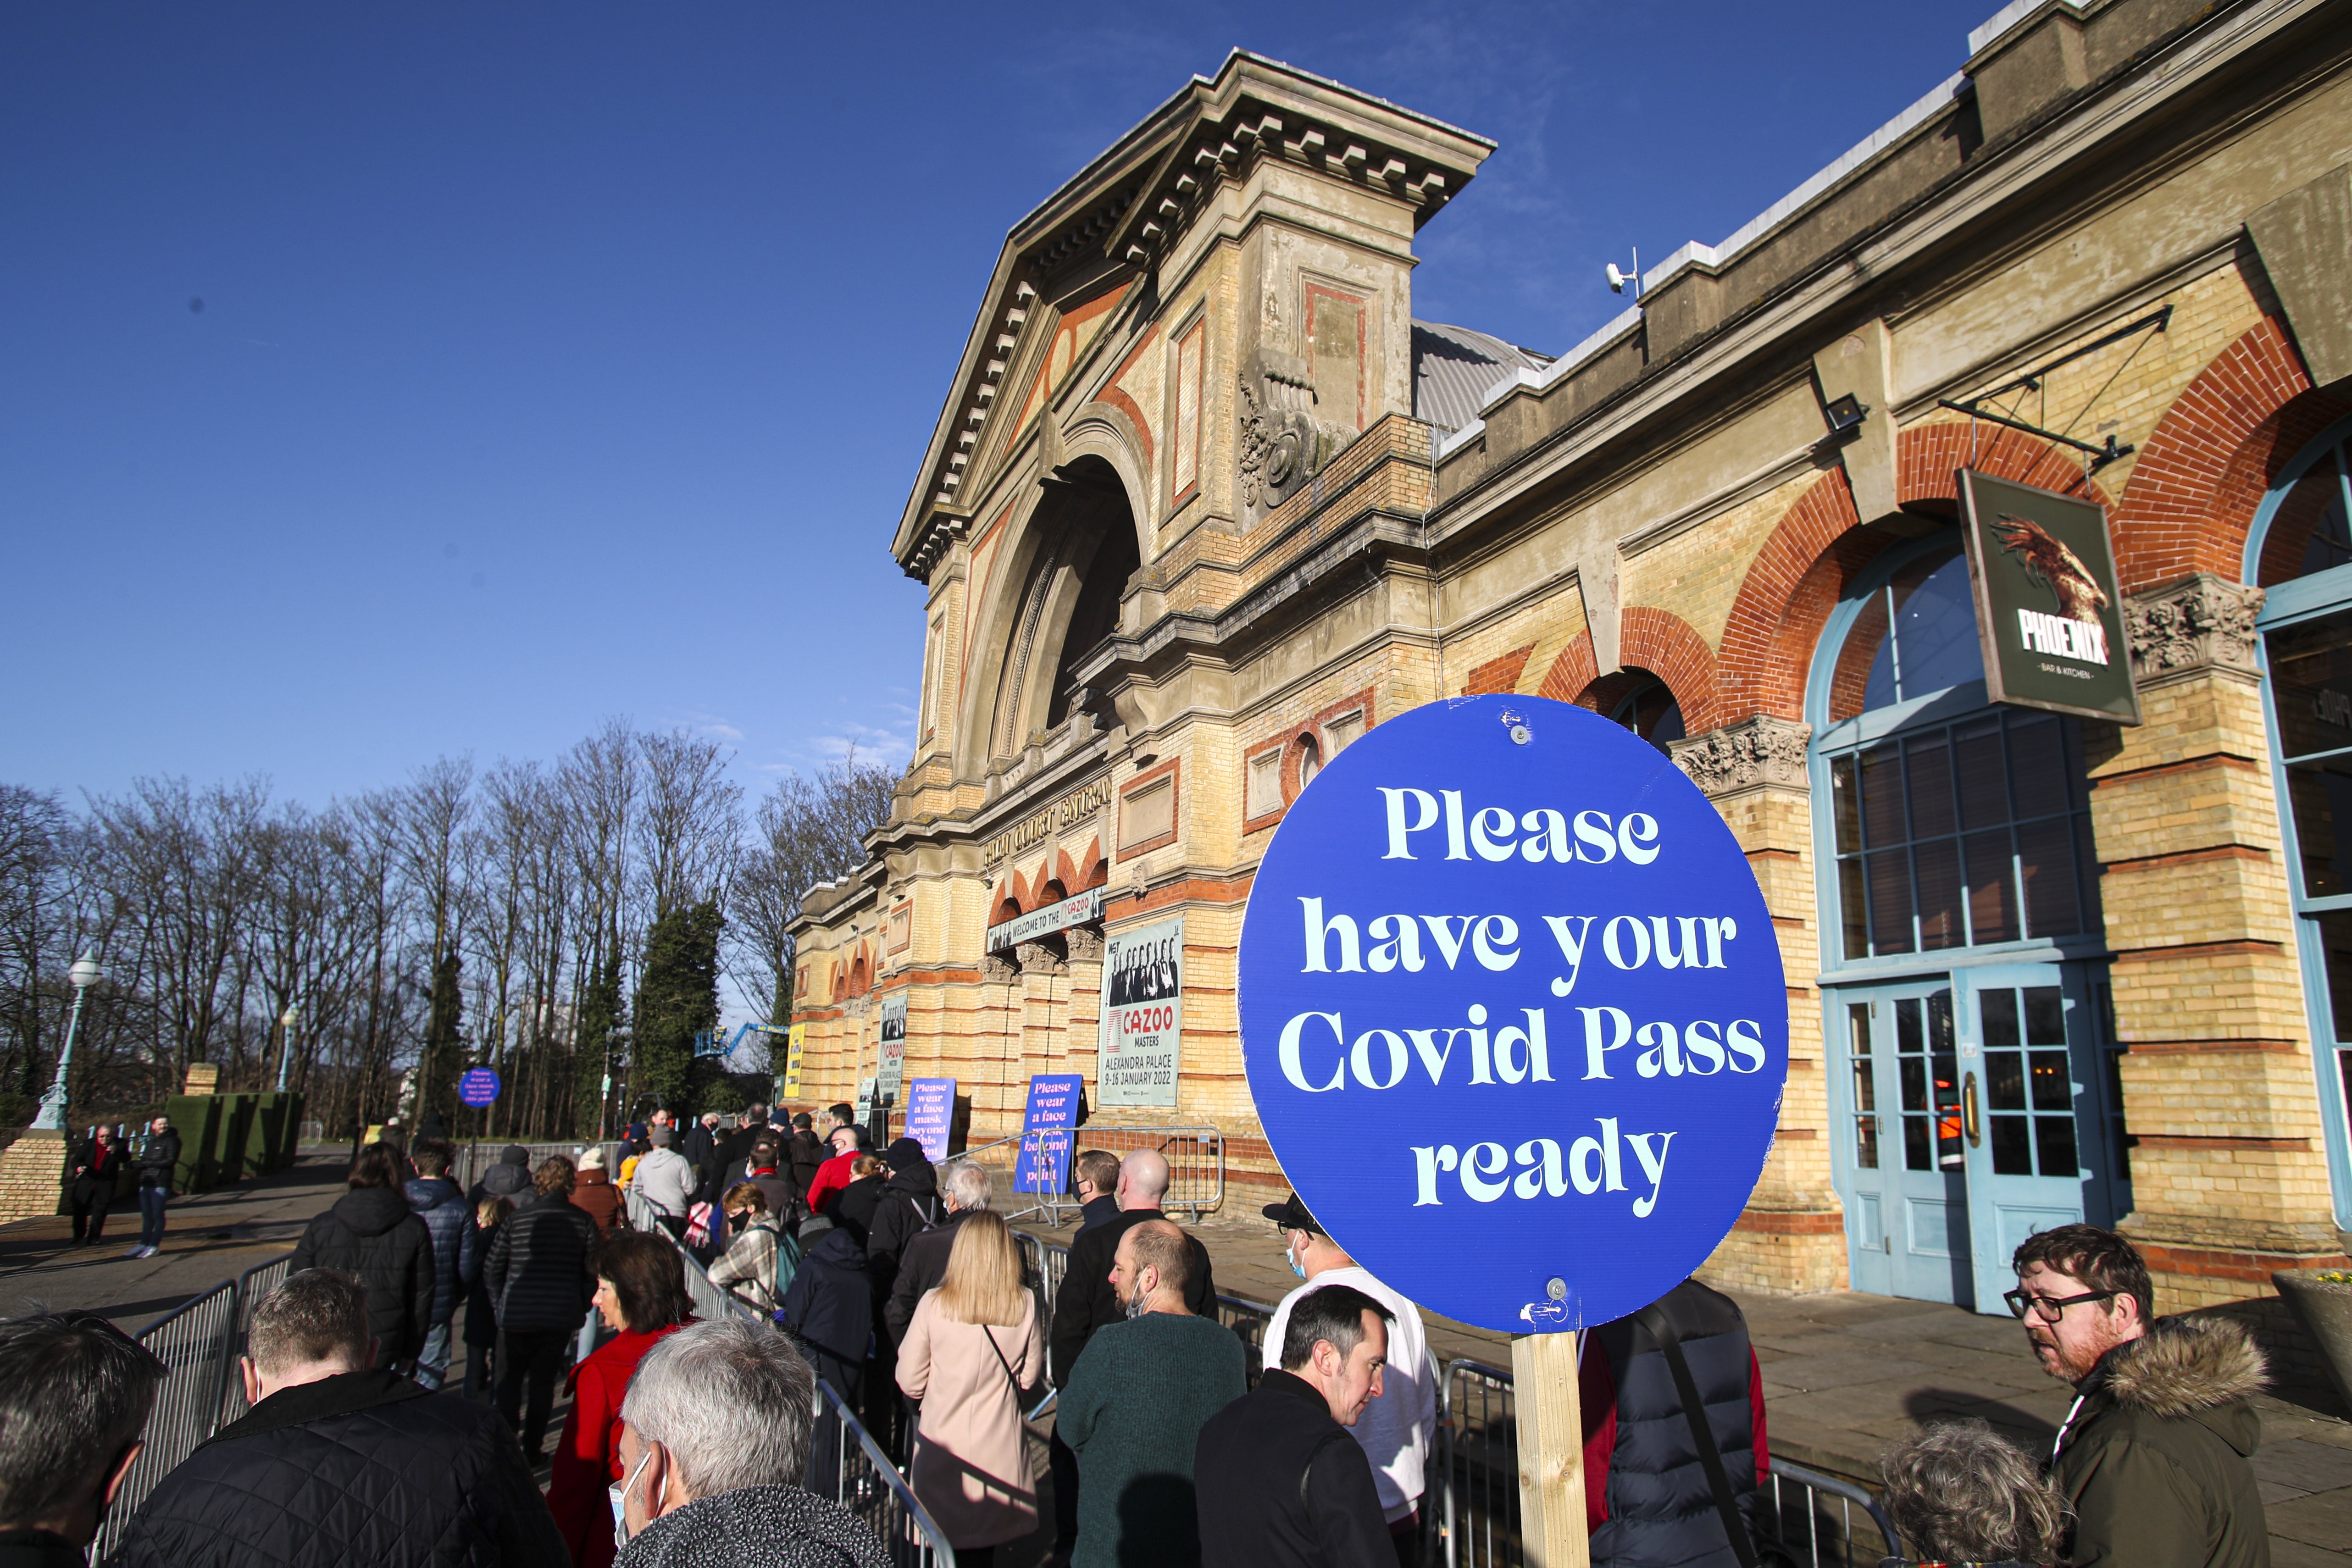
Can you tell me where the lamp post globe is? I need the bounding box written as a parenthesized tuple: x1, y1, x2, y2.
(30, 954, 103, 1133)
(276, 999, 300, 1092)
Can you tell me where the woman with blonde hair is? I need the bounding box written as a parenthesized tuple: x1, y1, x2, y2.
(896, 1208, 1045, 1568)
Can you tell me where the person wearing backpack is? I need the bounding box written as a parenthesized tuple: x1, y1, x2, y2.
(709, 1182, 794, 1314)
(866, 1139, 943, 1315)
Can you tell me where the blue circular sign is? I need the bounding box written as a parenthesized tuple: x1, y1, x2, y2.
(1239, 695, 1786, 1333)
(458, 1069, 502, 1108)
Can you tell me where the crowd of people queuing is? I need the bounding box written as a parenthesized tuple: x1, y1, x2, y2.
(0, 1083, 2276, 1568)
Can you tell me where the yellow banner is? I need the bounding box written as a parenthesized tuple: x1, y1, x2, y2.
(782, 1024, 807, 1097)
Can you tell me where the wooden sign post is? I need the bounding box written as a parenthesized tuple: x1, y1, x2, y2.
(1512, 1330, 1590, 1568)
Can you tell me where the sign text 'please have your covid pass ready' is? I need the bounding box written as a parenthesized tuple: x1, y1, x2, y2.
(1238, 695, 1787, 1333)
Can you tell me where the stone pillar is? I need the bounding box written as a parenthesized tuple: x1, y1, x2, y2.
(1670, 715, 1848, 1294)
(2103, 573, 2351, 1306)
(979, 953, 1023, 1138)
(0, 1130, 65, 1224)
(1015, 942, 1069, 1124)
(1066, 927, 1106, 1094)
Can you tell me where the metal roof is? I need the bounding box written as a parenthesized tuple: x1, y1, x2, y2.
(1411, 320, 1553, 436)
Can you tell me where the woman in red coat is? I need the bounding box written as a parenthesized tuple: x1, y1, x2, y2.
(545, 1230, 694, 1568)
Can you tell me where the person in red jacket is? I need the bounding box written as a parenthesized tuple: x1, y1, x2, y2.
(801, 1123, 869, 1217)
(546, 1230, 695, 1568)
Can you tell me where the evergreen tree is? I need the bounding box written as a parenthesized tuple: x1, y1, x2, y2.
(633, 899, 718, 1115)
(574, 935, 626, 1138)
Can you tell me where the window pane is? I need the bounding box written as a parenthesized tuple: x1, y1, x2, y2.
(1987, 1049, 2027, 1110)
(1886, 550, 1986, 698)
(2008, 715, 2069, 820)
(2036, 1112, 2079, 1179)
(1897, 997, 1923, 1053)
(1847, 1005, 1875, 1111)
(1955, 719, 2008, 828)
(2256, 453, 2352, 587)
(1907, 734, 1956, 838)
(2265, 607, 2352, 761)
(1966, 831, 2020, 942)
(2286, 756, 2352, 899)
(1856, 1116, 1880, 1170)
(1840, 858, 1869, 961)
(1900, 1056, 1927, 1112)
(1916, 839, 1964, 949)
(2019, 819, 2083, 938)
(2316, 910, 2352, 1042)
(1860, 744, 1905, 846)
(2025, 986, 2066, 1044)
(2030, 1048, 2072, 1110)
(1981, 988, 2020, 1047)
(1904, 1114, 1931, 1171)
(1833, 591, 1893, 724)
(1832, 755, 1861, 853)
(1991, 1114, 2034, 1175)
(1869, 850, 1915, 954)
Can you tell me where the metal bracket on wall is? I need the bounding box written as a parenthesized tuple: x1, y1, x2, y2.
(1937, 304, 2173, 473)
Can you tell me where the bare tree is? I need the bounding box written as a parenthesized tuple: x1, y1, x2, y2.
(733, 749, 898, 1025)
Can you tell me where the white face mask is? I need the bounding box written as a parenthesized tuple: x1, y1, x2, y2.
(610, 1447, 655, 1547)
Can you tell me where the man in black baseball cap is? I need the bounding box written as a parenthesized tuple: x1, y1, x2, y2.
(1263, 1192, 1326, 1237)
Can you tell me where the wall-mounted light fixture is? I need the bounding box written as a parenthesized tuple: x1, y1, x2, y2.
(1824, 394, 1869, 433)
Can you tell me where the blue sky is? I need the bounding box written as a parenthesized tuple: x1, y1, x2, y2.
(2, 2, 1992, 811)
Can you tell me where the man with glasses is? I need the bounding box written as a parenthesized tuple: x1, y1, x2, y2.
(2008, 1224, 2268, 1568)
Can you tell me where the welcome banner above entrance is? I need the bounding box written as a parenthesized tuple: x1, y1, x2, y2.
(985, 887, 1104, 953)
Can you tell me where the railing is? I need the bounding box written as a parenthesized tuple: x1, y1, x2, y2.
(1758, 1459, 1904, 1568)
(92, 1253, 297, 1562)
(818, 1379, 960, 1568)
(1216, 1293, 1275, 1382)
(957, 1125, 1225, 1221)
(1440, 1359, 1521, 1568)
(652, 1226, 956, 1567)
(454, 1140, 621, 1191)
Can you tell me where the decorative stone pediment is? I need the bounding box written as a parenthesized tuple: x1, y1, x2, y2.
(2125, 573, 2264, 690)
(1669, 715, 1811, 798)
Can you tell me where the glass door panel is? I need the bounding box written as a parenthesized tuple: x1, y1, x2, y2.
(1955, 964, 2122, 1316)
(1834, 981, 1972, 1303)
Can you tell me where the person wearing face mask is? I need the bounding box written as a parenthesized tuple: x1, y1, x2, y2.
(1054, 1222, 1246, 1568)
(1194, 1285, 1398, 1568)
(1257, 1194, 1436, 1566)
(548, 1233, 697, 1568)
(609, 1318, 884, 1568)
(110, 1269, 564, 1568)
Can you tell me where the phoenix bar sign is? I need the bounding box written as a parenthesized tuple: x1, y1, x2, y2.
(1959, 470, 2141, 726)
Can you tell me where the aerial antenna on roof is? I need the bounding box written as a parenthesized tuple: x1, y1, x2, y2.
(1605, 246, 1643, 302)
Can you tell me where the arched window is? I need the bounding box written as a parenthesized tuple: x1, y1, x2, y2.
(1813, 536, 2101, 962)
(2246, 415, 2352, 1228)
(1608, 677, 1685, 752)
(1293, 732, 1322, 793)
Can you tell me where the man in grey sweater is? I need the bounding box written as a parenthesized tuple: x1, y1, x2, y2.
(1057, 1221, 1248, 1568)
(632, 1127, 697, 1239)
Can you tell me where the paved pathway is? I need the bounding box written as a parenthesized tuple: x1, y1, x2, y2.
(1019, 1204, 2352, 1566)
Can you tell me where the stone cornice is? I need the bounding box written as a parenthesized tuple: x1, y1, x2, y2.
(2125, 573, 2265, 691)
(1670, 716, 1814, 798)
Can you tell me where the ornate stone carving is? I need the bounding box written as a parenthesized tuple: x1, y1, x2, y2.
(2125, 573, 2264, 688)
(1065, 926, 1105, 962)
(1239, 349, 1351, 514)
(1016, 941, 1068, 976)
(982, 953, 1021, 984)
(1669, 715, 1812, 797)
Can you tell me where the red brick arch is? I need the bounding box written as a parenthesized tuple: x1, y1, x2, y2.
(1897, 421, 2107, 510)
(1714, 468, 1868, 726)
(2113, 316, 2345, 589)
(1535, 630, 1600, 705)
(1615, 607, 1719, 731)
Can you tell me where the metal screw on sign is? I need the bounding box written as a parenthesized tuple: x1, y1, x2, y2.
(1547, 1277, 1568, 1301)
(1510, 725, 1531, 745)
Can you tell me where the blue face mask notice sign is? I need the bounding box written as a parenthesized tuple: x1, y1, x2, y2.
(1015, 1074, 1082, 1193)
(1238, 696, 1786, 1333)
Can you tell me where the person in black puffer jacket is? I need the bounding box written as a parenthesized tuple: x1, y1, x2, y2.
(128, 1115, 183, 1258)
(468, 1144, 534, 1206)
(483, 1154, 598, 1458)
(291, 1143, 435, 1370)
(1579, 1277, 1768, 1568)
(110, 1267, 565, 1568)
(405, 1138, 477, 1391)
(863, 1141, 943, 1305)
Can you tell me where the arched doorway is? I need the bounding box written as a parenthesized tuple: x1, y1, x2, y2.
(982, 457, 1141, 758)
(1808, 529, 2127, 1311)
(2245, 413, 2352, 1229)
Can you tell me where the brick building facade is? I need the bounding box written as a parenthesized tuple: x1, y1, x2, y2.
(792, 0, 2352, 1315)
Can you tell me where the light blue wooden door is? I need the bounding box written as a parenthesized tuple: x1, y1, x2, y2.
(1955, 964, 2121, 1315)
(1835, 982, 1975, 1304)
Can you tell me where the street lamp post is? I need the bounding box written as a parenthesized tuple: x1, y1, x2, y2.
(29, 955, 104, 1133)
(277, 999, 300, 1092)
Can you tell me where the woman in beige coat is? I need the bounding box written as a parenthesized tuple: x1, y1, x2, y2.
(895, 1209, 1046, 1566)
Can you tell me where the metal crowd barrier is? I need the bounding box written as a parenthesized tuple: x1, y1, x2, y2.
(653, 1225, 956, 1567)
(454, 1139, 621, 1191)
(92, 1253, 297, 1562)
(1758, 1459, 1904, 1568)
(957, 1125, 1225, 1221)
(818, 1378, 960, 1568)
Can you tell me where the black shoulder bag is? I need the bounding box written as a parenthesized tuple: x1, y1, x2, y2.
(1632, 1305, 1760, 1568)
